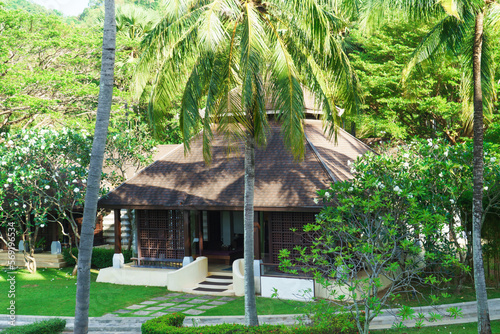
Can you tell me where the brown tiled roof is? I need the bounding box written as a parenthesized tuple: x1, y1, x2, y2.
(98, 120, 371, 211)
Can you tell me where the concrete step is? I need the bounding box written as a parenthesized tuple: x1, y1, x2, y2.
(0, 251, 67, 268)
(183, 271, 235, 296)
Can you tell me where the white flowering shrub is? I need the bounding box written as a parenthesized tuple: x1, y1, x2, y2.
(0, 129, 96, 272)
(279, 138, 500, 334)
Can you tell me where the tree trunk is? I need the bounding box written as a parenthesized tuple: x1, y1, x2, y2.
(244, 134, 259, 326)
(73, 0, 116, 333)
(472, 11, 492, 334)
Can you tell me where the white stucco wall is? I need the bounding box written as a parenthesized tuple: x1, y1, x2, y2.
(261, 276, 314, 301)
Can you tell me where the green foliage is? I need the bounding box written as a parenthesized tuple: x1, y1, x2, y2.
(280, 138, 500, 333)
(141, 313, 358, 333)
(347, 20, 464, 142)
(63, 247, 133, 268)
(2, 318, 66, 334)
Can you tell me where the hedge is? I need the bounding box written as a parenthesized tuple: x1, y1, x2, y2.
(141, 313, 360, 334)
(2, 318, 66, 334)
(63, 247, 132, 268)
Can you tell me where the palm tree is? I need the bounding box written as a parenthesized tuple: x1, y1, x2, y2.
(134, 0, 359, 326)
(74, 0, 116, 332)
(361, 1, 496, 332)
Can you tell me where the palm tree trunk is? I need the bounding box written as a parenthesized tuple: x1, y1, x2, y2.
(244, 134, 259, 326)
(472, 11, 492, 334)
(74, 0, 116, 332)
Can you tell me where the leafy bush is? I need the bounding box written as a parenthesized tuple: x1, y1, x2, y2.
(63, 247, 132, 268)
(141, 313, 357, 334)
(2, 318, 66, 334)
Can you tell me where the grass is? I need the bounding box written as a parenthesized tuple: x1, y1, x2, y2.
(201, 296, 307, 316)
(385, 284, 500, 309)
(373, 319, 500, 333)
(0, 267, 167, 317)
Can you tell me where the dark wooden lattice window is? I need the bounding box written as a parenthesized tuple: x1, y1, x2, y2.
(137, 210, 184, 260)
(270, 212, 315, 264)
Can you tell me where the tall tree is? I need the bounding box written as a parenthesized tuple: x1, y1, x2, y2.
(73, 0, 116, 332)
(361, 0, 497, 332)
(134, 0, 358, 326)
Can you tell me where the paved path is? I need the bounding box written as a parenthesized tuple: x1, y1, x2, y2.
(1, 297, 500, 332)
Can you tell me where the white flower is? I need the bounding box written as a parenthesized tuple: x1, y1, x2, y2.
(348, 187, 354, 192)
(403, 153, 409, 158)
(313, 198, 319, 204)
(45, 185, 50, 190)
(434, 145, 439, 149)
(450, 199, 455, 204)
(484, 186, 489, 191)
(7, 178, 12, 183)
(444, 151, 449, 157)
(439, 173, 443, 178)
(4, 184, 8, 188)
(7, 140, 13, 145)
(490, 157, 496, 163)
(23, 135, 29, 140)
(347, 160, 352, 166)
(71, 171, 75, 175)
(23, 204, 26, 208)
(14, 202, 18, 206)
(403, 162, 409, 168)
(41, 145, 45, 150)
(408, 194, 414, 199)
(72, 179, 78, 183)
(394, 186, 402, 193)
(40, 224, 45, 228)
(20, 176, 24, 181)
(65, 181, 69, 185)
(82, 179, 86, 184)
(74, 188, 80, 193)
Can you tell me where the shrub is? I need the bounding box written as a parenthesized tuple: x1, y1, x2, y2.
(2, 318, 66, 334)
(141, 313, 358, 333)
(63, 247, 132, 268)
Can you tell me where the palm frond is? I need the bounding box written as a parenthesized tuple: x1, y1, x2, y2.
(240, 2, 268, 135)
(403, 15, 465, 82)
(266, 17, 305, 160)
(180, 53, 215, 152)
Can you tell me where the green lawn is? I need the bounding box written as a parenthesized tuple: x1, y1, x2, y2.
(386, 285, 500, 309)
(0, 267, 167, 317)
(374, 320, 500, 333)
(201, 296, 307, 316)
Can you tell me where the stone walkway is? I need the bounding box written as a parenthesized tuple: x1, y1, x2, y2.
(106, 292, 236, 318)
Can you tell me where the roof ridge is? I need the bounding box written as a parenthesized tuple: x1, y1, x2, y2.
(304, 133, 337, 183)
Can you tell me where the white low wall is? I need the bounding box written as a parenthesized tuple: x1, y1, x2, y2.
(96, 265, 175, 286)
(232, 259, 244, 296)
(167, 256, 208, 292)
(261, 276, 314, 301)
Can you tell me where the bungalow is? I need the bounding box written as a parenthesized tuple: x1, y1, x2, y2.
(96, 118, 371, 299)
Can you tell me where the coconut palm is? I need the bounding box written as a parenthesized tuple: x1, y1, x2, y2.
(361, 0, 497, 332)
(133, 0, 358, 326)
(74, 0, 116, 333)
